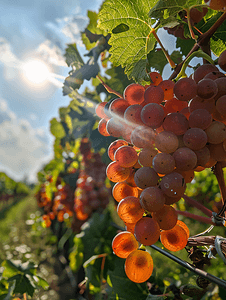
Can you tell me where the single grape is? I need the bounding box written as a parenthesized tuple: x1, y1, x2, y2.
(140, 186, 165, 212)
(143, 85, 164, 105)
(124, 104, 144, 127)
(125, 250, 153, 283)
(197, 78, 218, 99)
(152, 152, 176, 175)
(114, 145, 138, 168)
(194, 147, 211, 167)
(174, 77, 197, 101)
(189, 96, 215, 114)
(112, 182, 139, 202)
(216, 95, 226, 115)
(183, 128, 208, 151)
(176, 220, 190, 238)
(176, 170, 194, 183)
(160, 172, 186, 198)
(106, 118, 123, 137)
(95, 102, 108, 119)
(149, 71, 163, 85)
(106, 161, 130, 183)
(109, 98, 130, 118)
(134, 216, 160, 245)
(160, 224, 188, 251)
(155, 131, 179, 153)
(164, 97, 188, 114)
(162, 112, 189, 135)
(117, 196, 145, 223)
(123, 83, 145, 105)
(205, 121, 226, 144)
(138, 148, 158, 167)
(173, 147, 197, 171)
(134, 167, 159, 189)
(152, 205, 178, 230)
(189, 109, 212, 129)
(112, 231, 139, 258)
(141, 103, 165, 128)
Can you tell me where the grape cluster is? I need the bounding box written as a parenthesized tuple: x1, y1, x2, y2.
(73, 138, 110, 227)
(96, 56, 226, 282)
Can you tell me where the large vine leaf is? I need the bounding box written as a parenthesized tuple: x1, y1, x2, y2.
(98, 0, 158, 82)
(149, 0, 204, 26)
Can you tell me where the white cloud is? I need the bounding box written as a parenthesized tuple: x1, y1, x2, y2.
(0, 99, 53, 183)
(37, 40, 67, 67)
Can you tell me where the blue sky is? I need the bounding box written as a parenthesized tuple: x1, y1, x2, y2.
(0, 0, 103, 183)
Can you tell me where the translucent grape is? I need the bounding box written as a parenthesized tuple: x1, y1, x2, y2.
(114, 145, 138, 168)
(112, 231, 139, 258)
(117, 196, 145, 223)
(125, 250, 153, 283)
(108, 139, 128, 161)
(176, 220, 190, 238)
(164, 97, 188, 114)
(106, 161, 130, 183)
(95, 102, 108, 119)
(160, 224, 188, 251)
(158, 80, 175, 100)
(98, 118, 111, 136)
(134, 216, 160, 245)
(123, 83, 145, 105)
(176, 170, 194, 183)
(112, 182, 139, 202)
(109, 98, 130, 118)
(134, 167, 159, 189)
(140, 186, 165, 212)
(149, 71, 163, 85)
(106, 118, 123, 137)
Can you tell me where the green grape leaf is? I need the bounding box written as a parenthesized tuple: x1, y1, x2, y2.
(50, 118, 66, 139)
(147, 48, 168, 74)
(198, 11, 226, 57)
(149, 0, 204, 26)
(98, 0, 158, 82)
(34, 276, 49, 290)
(64, 43, 84, 68)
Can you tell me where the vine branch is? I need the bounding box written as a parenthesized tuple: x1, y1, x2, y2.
(169, 12, 226, 80)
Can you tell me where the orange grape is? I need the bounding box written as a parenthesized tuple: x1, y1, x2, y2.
(112, 231, 139, 258)
(98, 118, 111, 136)
(117, 196, 145, 223)
(125, 250, 154, 283)
(106, 161, 130, 183)
(176, 220, 190, 238)
(114, 145, 138, 168)
(112, 182, 139, 202)
(108, 139, 128, 161)
(160, 224, 188, 251)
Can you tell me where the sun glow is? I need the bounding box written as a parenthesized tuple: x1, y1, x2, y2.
(22, 60, 50, 84)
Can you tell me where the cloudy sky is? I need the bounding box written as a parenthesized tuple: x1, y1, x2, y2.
(0, 0, 104, 183)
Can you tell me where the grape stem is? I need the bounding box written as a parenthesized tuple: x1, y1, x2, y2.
(183, 194, 213, 217)
(96, 75, 123, 98)
(176, 210, 215, 225)
(212, 162, 226, 215)
(174, 49, 214, 81)
(186, 9, 197, 40)
(151, 29, 176, 69)
(169, 12, 226, 80)
(148, 244, 226, 290)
